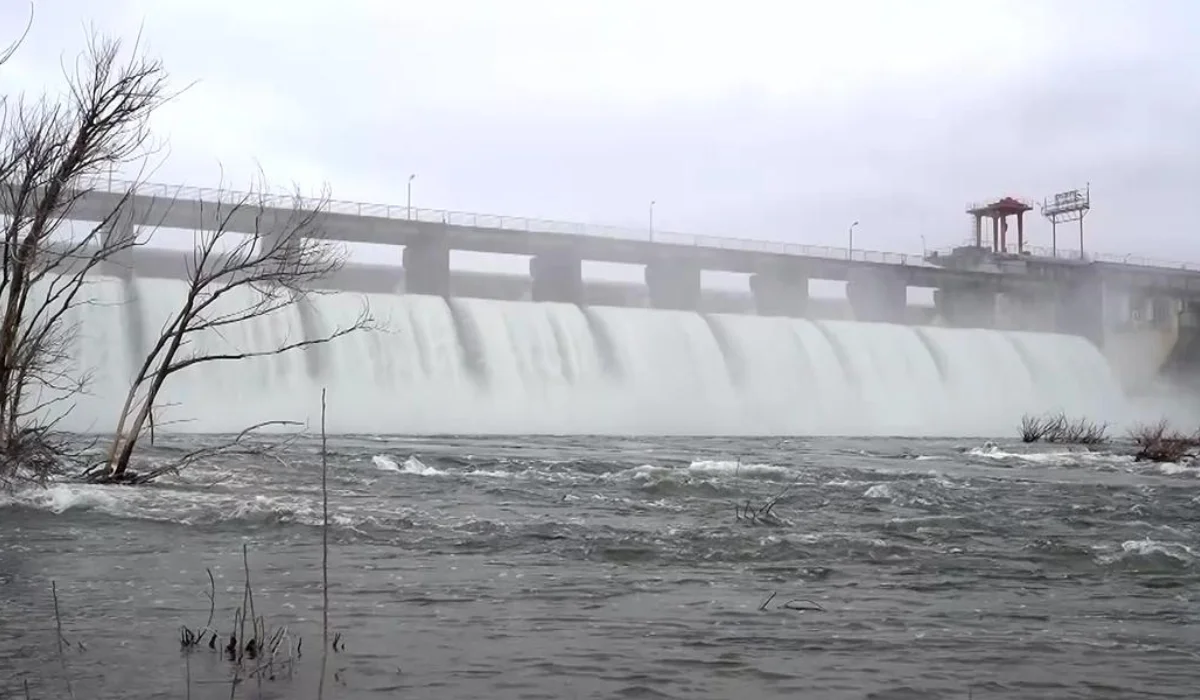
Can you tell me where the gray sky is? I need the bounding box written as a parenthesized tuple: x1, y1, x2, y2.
(5, 0, 1200, 290)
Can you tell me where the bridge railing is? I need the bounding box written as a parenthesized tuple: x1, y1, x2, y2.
(933, 241, 1200, 272)
(32, 176, 1200, 274)
(76, 176, 931, 268)
(1089, 251, 1200, 271)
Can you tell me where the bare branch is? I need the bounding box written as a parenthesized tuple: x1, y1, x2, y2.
(52, 581, 75, 699)
(0, 24, 171, 490)
(733, 474, 799, 527)
(101, 178, 372, 481)
(0, 2, 33, 67)
(107, 420, 303, 485)
(166, 321, 365, 375)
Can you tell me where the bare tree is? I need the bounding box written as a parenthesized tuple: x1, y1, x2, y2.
(0, 22, 171, 490)
(96, 182, 372, 483)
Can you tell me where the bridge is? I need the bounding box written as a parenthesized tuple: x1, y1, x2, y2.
(9, 178, 1200, 343)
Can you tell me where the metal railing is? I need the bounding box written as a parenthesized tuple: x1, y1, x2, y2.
(1089, 251, 1200, 271)
(70, 176, 1200, 274)
(930, 240, 1200, 272)
(73, 176, 929, 267)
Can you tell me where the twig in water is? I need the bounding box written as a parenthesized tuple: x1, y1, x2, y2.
(205, 568, 216, 631)
(318, 387, 330, 700)
(241, 544, 267, 695)
(734, 476, 800, 526)
(238, 560, 249, 664)
(781, 598, 824, 612)
(757, 591, 825, 613)
(228, 607, 242, 699)
(227, 544, 259, 698)
(243, 544, 258, 657)
(757, 591, 777, 611)
(52, 581, 75, 699)
(182, 567, 219, 651)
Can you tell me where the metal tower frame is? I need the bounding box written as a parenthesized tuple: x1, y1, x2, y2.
(1040, 185, 1091, 259)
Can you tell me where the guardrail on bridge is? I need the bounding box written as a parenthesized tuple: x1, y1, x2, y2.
(59, 177, 1200, 274)
(71, 177, 929, 267)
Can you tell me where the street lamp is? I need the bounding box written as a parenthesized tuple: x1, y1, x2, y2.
(407, 174, 416, 219)
(649, 200, 656, 242)
(848, 221, 859, 260)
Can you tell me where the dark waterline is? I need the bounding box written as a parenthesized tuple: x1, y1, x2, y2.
(1, 434, 1198, 699)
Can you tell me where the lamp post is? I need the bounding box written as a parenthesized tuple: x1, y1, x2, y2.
(848, 221, 859, 260)
(407, 174, 416, 219)
(649, 200, 656, 242)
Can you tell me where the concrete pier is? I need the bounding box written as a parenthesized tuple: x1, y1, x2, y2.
(935, 283, 998, 328)
(530, 251, 584, 304)
(993, 289, 1056, 331)
(645, 259, 701, 310)
(750, 272, 808, 316)
(101, 201, 138, 279)
(1054, 275, 1105, 345)
(402, 236, 450, 296)
(846, 268, 906, 323)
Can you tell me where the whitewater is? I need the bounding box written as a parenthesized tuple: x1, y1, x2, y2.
(4, 433, 1198, 699)
(51, 274, 1132, 436)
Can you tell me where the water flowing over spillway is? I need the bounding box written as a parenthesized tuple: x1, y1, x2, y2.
(61, 276, 1124, 435)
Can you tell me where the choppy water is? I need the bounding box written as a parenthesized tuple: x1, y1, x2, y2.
(1, 435, 1198, 699)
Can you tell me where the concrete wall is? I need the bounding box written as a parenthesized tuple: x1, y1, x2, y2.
(1098, 287, 1187, 391)
(1161, 303, 1200, 389)
(1104, 316, 1179, 391)
(993, 290, 1057, 332)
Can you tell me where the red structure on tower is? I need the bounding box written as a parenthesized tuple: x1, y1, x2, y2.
(966, 197, 1033, 254)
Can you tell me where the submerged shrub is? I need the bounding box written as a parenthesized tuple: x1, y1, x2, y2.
(1019, 412, 1108, 445)
(1129, 420, 1199, 463)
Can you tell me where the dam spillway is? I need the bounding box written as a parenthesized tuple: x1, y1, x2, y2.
(57, 276, 1123, 436)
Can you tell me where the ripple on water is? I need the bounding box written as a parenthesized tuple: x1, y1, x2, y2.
(1, 435, 1198, 699)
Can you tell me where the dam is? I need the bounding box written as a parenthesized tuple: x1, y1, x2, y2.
(12, 179, 1200, 435)
(64, 276, 1122, 436)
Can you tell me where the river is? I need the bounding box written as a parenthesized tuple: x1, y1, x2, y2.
(1, 434, 1197, 699)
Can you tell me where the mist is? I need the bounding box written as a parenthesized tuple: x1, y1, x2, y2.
(35, 272, 1190, 438)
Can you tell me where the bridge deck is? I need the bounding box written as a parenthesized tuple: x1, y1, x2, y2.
(7, 178, 1200, 294)
(44, 180, 983, 289)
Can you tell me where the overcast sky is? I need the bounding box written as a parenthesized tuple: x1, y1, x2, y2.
(4, 0, 1200, 286)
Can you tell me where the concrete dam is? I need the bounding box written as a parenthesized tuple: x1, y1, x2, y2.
(24, 181, 1200, 435)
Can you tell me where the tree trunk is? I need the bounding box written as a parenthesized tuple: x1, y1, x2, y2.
(109, 320, 187, 477)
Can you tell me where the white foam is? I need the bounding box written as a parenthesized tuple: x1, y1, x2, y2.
(370, 454, 445, 476)
(12, 483, 126, 514)
(31, 276, 1149, 436)
(372, 455, 400, 471)
(686, 459, 788, 477)
(401, 456, 445, 476)
(967, 445, 1135, 467)
(1117, 538, 1195, 563)
(1156, 462, 1200, 477)
(863, 483, 894, 500)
